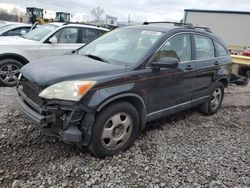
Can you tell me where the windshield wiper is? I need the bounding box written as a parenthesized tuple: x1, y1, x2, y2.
(84, 54, 109, 63)
(72, 49, 79, 54)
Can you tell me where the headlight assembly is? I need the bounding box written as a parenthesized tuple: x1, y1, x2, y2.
(39, 80, 96, 101)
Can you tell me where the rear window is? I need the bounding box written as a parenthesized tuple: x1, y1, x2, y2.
(214, 41, 228, 56)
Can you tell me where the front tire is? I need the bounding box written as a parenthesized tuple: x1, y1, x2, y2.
(0, 59, 23, 87)
(88, 102, 140, 158)
(200, 82, 224, 115)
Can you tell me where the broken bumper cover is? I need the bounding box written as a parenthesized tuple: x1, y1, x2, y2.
(15, 90, 56, 125)
(15, 88, 94, 145)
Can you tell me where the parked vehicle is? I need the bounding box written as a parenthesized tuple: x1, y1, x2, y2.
(0, 22, 109, 86)
(0, 23, 31, 37)
(242, 47, 250, 57)
(16, 22, 232, 157)
(0, 21, 16, 27)
(0, 21, 7, 27)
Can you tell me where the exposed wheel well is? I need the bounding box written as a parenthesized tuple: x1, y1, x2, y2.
(218, 77, 229, 88)
(97, 96, 147, 131)
(0, 54, 29, 66)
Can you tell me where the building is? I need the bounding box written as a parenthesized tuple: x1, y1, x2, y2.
(184, 9, 250, 48)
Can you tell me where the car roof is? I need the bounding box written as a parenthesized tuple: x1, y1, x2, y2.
(0, 23, 31, 29)
(11, 23, 31, 27)
(49, 22, 65, 27)
(49, 22, 109, 31)
(0, 22, 31, 27)
(125, 24, 175, 33)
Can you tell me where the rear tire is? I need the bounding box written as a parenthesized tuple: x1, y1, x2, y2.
(200, 82, 224, 115)
(88, 102, 140, 158)
(0, 59, 23, 87)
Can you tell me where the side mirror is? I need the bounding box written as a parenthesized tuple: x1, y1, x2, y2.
(49, 37, 58, 44)
(152, 57, 179, 69)
(20, 30, 27, 35)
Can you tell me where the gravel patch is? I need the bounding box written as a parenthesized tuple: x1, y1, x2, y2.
(0, 85, 249, 187)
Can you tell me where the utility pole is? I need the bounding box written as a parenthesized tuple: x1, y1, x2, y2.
(128, 14, 130, 25)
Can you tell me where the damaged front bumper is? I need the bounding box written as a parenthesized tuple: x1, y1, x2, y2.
(15, 86, 95, 146)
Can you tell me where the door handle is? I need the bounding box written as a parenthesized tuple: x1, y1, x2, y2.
(214, 61, 220, 65)
(185, 65, 194, 70)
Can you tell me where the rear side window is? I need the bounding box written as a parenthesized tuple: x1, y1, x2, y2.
(82, 28, 104, 43)
(154, 34, 191, 62)
(194, 35, 215, 60)
(214, 41, 228, 56)
(5, 27, 30, 36)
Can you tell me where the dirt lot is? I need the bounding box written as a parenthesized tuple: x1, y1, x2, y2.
(0, 85, 249, 188)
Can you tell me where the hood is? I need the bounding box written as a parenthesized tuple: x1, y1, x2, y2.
(0, 36, 37, 44)
(20, 55, 126, 86)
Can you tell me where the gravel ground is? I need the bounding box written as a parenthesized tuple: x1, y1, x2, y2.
(0, 85, 249, 188)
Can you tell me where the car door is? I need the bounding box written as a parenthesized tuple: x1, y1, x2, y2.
(38, 27, 83, 58)
(192, 34, 219, 101)
(147, 33, 196, 120)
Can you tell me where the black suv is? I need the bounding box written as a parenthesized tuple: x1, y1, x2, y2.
(16, 22, 232, 157)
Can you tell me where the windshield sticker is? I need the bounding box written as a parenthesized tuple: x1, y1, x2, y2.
(141, 31, 162, 36)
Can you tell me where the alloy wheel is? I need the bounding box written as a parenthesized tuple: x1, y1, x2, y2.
(211, 88, 222, 111)
(0, 64, 20, 85)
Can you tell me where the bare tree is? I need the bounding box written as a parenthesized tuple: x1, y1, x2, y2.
(11, 7, 24, 16)
(91, 7, 104, 21)
(0, 8, 18, 21)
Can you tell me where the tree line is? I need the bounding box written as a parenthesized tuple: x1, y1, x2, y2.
(0, 7, 24, 22)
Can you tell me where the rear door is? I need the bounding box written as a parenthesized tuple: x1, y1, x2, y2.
(192, 34, 218, 101)
(38, 27, 83, 58)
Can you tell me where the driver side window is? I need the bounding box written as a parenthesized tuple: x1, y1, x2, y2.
(154, 34, 191, 62)
(52, 27, 79, 43)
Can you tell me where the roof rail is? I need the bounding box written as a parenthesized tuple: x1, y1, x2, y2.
(143, 21, 193, 27)
(63, 22, 102, 28)
(193, 26, 212, 33)
(143, 21, 212, 33)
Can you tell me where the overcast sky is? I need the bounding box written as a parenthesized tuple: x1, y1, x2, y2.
(1, 0, 250, 22)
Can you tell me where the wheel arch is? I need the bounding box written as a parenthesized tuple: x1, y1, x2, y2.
(96, 93, 147, 131)
(0, 53, 29, 65)
(217, 76, 230, 88)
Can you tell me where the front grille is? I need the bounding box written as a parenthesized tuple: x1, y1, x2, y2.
(21, 80, 44, 106)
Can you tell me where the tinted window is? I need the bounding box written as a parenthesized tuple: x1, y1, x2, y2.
(6, 27, 30, 36)
(154, 34, 191, 62)
(214, 41, 228, 56)
(82, 28, 104, 43)
(52, 27, 79, 43)
(194, 35, 215, 60)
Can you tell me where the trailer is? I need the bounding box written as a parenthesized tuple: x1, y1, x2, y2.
(184, 9, 250, 53)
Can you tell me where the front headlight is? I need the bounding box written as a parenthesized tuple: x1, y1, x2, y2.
(39, 80, 96, 101)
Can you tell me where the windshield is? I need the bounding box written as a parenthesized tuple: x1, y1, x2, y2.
(78, 28, 164, 65)
(22, 24, 59, 41)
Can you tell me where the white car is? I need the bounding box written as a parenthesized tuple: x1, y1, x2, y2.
(0, 22, 109, 86)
